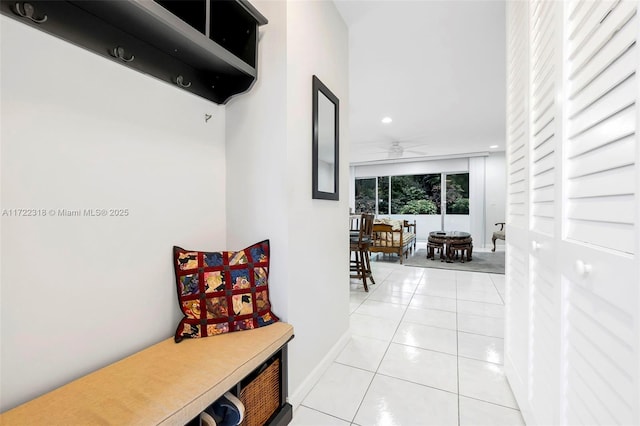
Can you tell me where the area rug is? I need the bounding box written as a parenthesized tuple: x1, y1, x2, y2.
(403, 249, 505, 274)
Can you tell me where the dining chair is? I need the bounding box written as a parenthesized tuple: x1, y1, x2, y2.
(350, 213, 375, 291)
(492, 222, 506, 252)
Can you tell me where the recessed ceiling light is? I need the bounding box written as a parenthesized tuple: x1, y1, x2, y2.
(489, 144, 499, 149)
(381, 117, 393, 124)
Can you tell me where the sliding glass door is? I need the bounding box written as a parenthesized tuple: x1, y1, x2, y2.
(354, 172, 470, 236)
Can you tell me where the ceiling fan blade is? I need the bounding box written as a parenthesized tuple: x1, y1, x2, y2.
(364, 149, 391, 154)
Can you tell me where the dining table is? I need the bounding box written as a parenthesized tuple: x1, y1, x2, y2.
(427, 230, 473, 263)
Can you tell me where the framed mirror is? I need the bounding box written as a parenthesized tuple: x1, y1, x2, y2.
(312, 75, 339, 200)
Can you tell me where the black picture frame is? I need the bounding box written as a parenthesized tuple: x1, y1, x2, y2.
(312, 75, 339, 200)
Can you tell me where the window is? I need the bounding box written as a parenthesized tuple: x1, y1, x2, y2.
(390, 174, 441, 214)
(354, 178, 376, 213)
(377, 176, 389, 214)
(445, 173, 469, 214)
(356, 174, 448, 215)
(357, 172, 470, 215)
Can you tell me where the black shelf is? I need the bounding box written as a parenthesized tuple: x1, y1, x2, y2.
(156, 0, 207, 35)
(0, 0, 267, 104)
(210, 0, 257, 67)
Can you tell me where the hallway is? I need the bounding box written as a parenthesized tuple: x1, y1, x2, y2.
(293, 249, 523, 425)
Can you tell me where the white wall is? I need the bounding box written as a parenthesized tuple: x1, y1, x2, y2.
(485, 151, 506, 248)
(226, 0, 350, 405)
(224, 0, 288, 323)
(286, 0, 350, 402)
(469, 156, 486, 247)
(0, 17, 226, 411)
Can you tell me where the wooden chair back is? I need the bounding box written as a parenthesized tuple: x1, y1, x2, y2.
(360, 214, 374, 242)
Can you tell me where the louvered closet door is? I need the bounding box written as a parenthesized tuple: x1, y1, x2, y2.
(504, 0, 531, 408)
(528, 0, 562, 424)
(560, 1, 640, 425)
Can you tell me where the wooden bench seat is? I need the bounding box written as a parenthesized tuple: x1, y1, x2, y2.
(1, 322, 294, 425)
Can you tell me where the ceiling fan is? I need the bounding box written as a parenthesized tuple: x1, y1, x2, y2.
(385, 141, 429, 158)
(352, 135, 431, 159)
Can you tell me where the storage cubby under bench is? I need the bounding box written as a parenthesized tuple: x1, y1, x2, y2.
(0, 322, 294, 425)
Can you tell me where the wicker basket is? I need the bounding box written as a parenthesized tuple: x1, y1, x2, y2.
(239, 359, 280, 426)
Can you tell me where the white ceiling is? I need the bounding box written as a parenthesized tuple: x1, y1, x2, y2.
(334, 0, 506, 164)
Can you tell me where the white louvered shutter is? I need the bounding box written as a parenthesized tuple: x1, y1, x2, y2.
(504, 0, 531, 407)
(507, 1, 530, 231)
(564, 0, 637, 253)
(505, 1, 640, 425)
(530, 0, 559, 237)
(560, 1, 639, 425)
(528, 1, 562, 424)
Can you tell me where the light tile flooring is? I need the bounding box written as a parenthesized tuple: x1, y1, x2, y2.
(292, 247, 524, 426)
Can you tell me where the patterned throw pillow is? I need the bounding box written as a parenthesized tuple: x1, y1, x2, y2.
(172, 239, 278, 342)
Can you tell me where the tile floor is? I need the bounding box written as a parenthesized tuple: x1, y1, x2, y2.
(292, 246, 524, 426)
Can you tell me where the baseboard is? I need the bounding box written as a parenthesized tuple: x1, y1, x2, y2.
(288, 329, 351, 409)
